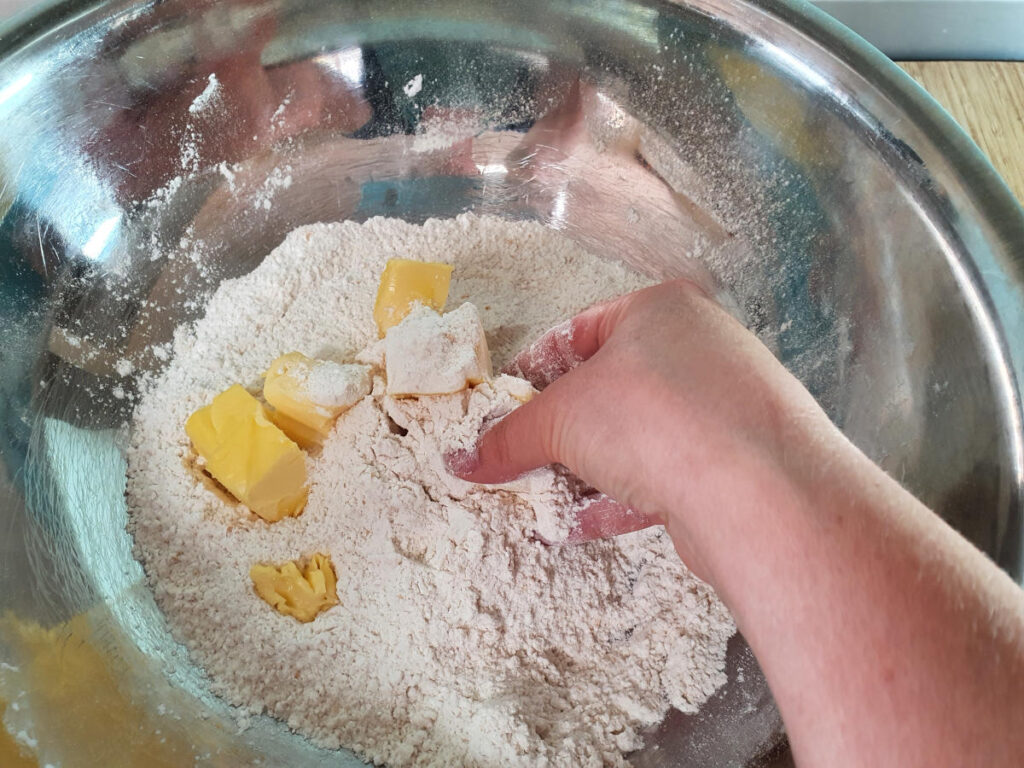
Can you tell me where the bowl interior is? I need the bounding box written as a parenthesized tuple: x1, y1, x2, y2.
(0, 0, 1020, 766)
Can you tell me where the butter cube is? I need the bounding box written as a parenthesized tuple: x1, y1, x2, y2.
(373, 258, 453, 336)
(385, 303, 492, 397)
(185, 384, 307, 522)
(263, 352, 371, 447)
(250, 553, 338, 622)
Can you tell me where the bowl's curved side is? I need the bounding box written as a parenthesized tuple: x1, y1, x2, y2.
(760, 0, 1024, 496)
(766, 0, 1024, 577)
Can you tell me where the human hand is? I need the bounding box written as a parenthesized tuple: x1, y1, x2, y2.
(448, 279, 837, 581)
(452, 279, 1024, 768)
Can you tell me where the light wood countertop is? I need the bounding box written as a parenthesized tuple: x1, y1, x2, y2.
(899, 61, 1024, 206)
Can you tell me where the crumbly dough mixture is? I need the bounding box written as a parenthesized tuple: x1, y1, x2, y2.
(126, 214, 735, 767)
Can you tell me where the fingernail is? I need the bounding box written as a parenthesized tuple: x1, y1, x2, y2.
(444, 446, 480, 479)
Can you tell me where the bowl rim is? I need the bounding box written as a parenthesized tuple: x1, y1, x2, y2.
(3, 0, 1021, 223)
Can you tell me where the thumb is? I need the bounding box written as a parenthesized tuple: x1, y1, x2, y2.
(447, 293, 634, 483)
(445, 377, 571, 483)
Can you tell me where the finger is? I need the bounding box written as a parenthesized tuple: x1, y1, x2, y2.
(503, 293, 633, 390)
(564, 494, 660, 544)
(500, 319, 580, 391)
(450, 292, 635, 483)
(444, 383, 567, 483)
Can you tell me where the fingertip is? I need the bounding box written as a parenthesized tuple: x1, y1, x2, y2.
(444, 421, 526, 485)
(443, 446, 481, 480)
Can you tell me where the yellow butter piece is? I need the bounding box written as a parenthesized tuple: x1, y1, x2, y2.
(385, 303, 493, 397)
(185, 384, 307, 522)
(0, 702, 35, 768)
(373, 258, 453, 337)
(250, 553, 338, 622)
(263, 352, 371, 448)
(0, 608, 200, 768)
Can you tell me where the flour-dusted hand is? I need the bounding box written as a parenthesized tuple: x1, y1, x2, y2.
(451, 278, 1024, 768)
(449, 279, 824, 574)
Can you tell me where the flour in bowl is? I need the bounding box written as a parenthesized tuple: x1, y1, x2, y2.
(126, 214, 735, 767)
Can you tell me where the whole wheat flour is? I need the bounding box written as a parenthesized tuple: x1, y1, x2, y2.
(126, 214, 735, 767)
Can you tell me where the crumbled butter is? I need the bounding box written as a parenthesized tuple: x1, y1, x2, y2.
(263, 352, 371, 447)
(494, 374, 536, 403)
(250, 554, 338, 622)
(385, 303, 492, 397)
(373, 258, 453, 336)
(185, 384, 307, 522)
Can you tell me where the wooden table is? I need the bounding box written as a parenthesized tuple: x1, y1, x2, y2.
(899, 62, 1024, 206)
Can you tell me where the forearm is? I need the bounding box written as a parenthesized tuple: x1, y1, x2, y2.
(668, 427, 1024, 766)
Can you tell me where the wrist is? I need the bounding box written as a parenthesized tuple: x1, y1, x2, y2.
(656, 403, 857, 593)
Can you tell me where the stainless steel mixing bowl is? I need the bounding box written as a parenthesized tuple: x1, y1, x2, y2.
(1, 0, 1022, 766)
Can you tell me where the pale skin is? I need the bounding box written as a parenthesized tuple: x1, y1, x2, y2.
(448, 279, 1024, 767)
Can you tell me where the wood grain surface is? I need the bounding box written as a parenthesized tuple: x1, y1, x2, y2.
(899, 61, 1024, 205)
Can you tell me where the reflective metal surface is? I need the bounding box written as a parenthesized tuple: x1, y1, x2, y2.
(0, 0, 1021, 766)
